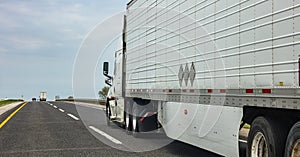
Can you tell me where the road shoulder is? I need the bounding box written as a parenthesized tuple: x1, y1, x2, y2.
(0, 102, 24, 116)
(0, 102, 25, 126)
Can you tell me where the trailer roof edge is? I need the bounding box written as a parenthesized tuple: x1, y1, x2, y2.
(127, 0, 138, 9)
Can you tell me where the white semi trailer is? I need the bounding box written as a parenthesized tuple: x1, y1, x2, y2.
(40, 92, 47, 101)
(103, 0, 300, 156)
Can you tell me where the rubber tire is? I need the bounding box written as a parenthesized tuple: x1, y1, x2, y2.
(106, 114, 111, 126)
(106, 102, 111, 126)
(131, 102, 141, 137)
(285, 121, 300, 157)
(132, 115, 139, 138)
(247, 116, 287, 157)
(105, 99, 111, 126)
(125, 111, 132, 135)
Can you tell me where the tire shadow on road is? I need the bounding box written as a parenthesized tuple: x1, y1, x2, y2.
(164, 141, 222, 157)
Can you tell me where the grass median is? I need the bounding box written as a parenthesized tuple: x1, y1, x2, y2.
(0, 99, 24, 107)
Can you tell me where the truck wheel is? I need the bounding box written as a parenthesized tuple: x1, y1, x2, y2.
(248, 116, 286, 157)
(106, 116, 111, 126)
(132, 102, 141, 137)
(285, 121, 300, 157)
(106, 106, 111, 126)
(125, 111, 132, 135)
(132, 115, 139, 137)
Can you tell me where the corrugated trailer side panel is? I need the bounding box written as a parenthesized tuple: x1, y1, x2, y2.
(126, 0, 300, 98)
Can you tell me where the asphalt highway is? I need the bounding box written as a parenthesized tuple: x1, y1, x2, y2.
(0, 101, 246, 157)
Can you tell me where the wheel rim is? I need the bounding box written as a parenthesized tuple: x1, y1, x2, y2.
(125, 113, 129, 129)
(132, 116, 137, 131)
(292, 139, 300, 157)
(251, 132, 268, 157)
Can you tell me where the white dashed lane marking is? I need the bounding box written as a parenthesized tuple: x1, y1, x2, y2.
(89, 126, 122, 145)
(48, 103, 80, 121)
(67, 114, 79, 121)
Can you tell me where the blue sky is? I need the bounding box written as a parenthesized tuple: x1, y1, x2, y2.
(0, 0, 128, 100)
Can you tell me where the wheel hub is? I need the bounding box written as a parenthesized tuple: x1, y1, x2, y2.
(292, 139, 300, 157)
(251, 132, 268, 157)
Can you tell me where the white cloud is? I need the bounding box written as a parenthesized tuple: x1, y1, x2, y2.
(0, 47, 8, 52)
(0, 1, 39, 16)
(0, 14, 21, 30)
(0, 0, 128, 99)
(56, 28, 84, 42)
(8, 35, 47, 50)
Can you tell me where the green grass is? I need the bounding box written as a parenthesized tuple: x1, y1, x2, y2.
(0, 99, 23, 107)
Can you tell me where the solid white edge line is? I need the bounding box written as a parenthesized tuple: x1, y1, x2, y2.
(59, 109, 65, 112)
(75, 104, 104, 110)
(89, 126, 122, 145)
(67, 114, 79, 120)
(239, 139, 247, 143)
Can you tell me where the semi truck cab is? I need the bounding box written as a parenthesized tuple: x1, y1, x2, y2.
(103, 49, 125, 126)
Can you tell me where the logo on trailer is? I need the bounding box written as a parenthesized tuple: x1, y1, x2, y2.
(178, 62, 196, 87)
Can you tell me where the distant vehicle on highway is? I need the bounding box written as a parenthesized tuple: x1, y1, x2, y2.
(39, 92, 47, 101)
(32, 98, 36, 101)
(55, 95, 60, 101)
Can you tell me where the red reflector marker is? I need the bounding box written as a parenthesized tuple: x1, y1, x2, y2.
(140, 112, 157, 122)
(246, 89, 253, 93)
(184, 109, 188, 115)
(262, 89, 271, 94)
(190, 89, 195, 93)
(220, 89, 226, 93)
(140, 117, 145, 122)
(168, 89, 172, 93)
(208, 89, 213, 93)
(182, 89, 187, 92)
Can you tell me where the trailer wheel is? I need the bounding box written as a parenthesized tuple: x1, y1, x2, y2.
(285, 121, 300, 157)
(248, 116, 286, 157)
(125, 111, 132, 135)
(106, 101, 111, 126)
(132, 115, 139, 137)
(106, 112, 111, 126)
(131, 103, 140, 137)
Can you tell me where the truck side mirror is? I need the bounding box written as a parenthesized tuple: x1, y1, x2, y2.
(103, 62, 109, 75)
